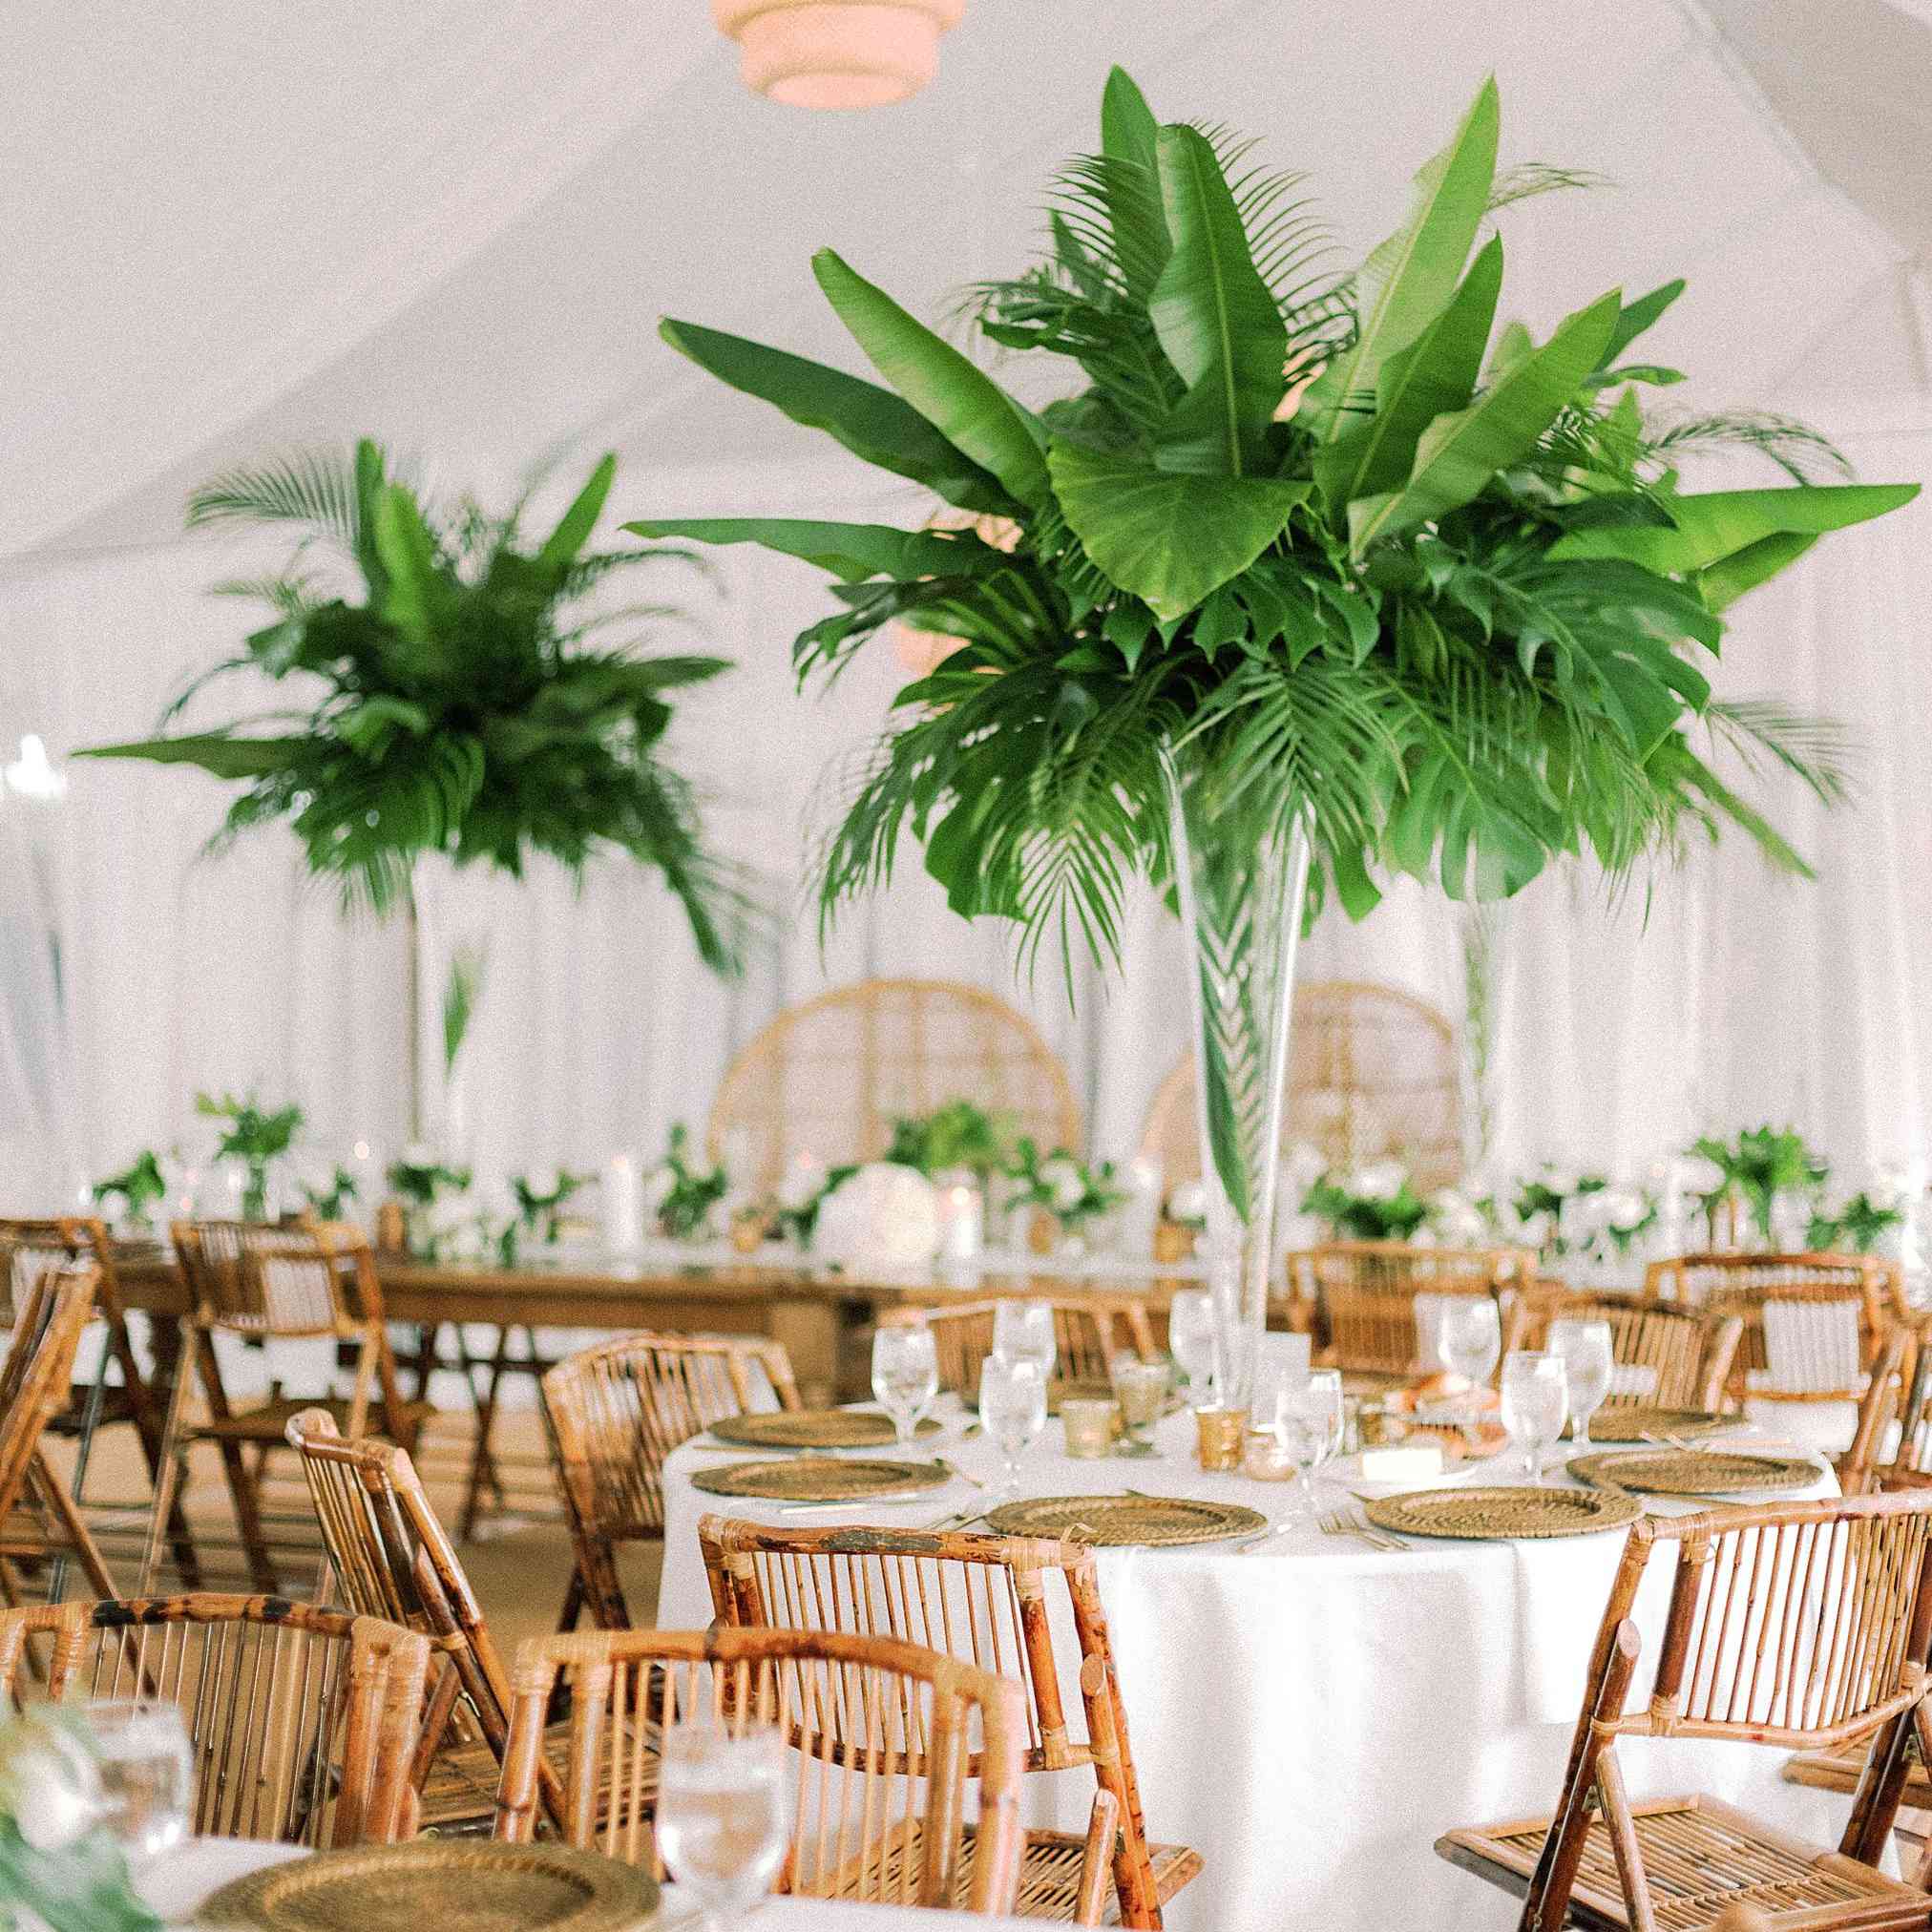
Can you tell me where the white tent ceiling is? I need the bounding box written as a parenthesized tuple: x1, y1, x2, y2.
(8, 0, 1930, 565)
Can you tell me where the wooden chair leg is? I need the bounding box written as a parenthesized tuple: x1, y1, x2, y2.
(28, 1460, 121, 1602)
(459, 1324, 514, 1542)
(1594, 1747, 1657, 1932)
(1075, 1790, 1121, 1927)
(191, 1327, 280, 1593)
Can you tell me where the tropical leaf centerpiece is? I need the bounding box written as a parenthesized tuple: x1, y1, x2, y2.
(631, 67, 1914, 1401)
(79, 442, 746, 971)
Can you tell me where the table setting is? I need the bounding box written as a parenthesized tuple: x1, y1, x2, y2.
(658, 1296, 1848, 1932)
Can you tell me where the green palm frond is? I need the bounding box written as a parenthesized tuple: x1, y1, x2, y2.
(1486, 163, 1611, 211)
(1646, 411, 1854, 485)
(185, 447, 372, 552)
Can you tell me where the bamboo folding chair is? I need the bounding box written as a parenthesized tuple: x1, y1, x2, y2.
(879, 1298, 1158, 1400)
(701, 1515, 1201, 1927)
(150, 1221, 432, 1595)
(1283, 1242, 1536, 1380)
(0, 1218, 164, 1485)
(287, 1406, 580, 1833)
(1644, 1253, 1902, 1414)
(541, 1331, 800, 1631)
(1522, 1295, 1744, 1416)
(0, 1264, 123, 1605)
(1438, 1491, 1932, 1931)
(0, 1593, 430, 1847)
(496, 1625, 1030, 1920)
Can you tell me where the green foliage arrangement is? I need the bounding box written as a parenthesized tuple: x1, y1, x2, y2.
(1690, 1125, 1829, 1243)
(632, 70, 1915, 975)
(883, 1099, 1017, 1178)
(512, 1168, 588, 1243)
(299, 1165, 361, 1223)
(774, 1162, 859, 1250)
(79, 443, 746, 970)
(91, 1151, 166, 1229)
(196, 1091, 303, 1222)
(1303, 1166, 1429, 1241)
(650, 1124, 730, 1240)
(386, 1151, 472, 1208)
(1007, 1141, 1124, 1233)
(1809, 1190, 1906, 1256)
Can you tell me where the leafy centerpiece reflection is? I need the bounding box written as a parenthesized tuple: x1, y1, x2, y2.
(630, 69, 1912, 1409)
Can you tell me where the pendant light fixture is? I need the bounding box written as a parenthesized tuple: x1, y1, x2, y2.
(713, 1, 966, 110)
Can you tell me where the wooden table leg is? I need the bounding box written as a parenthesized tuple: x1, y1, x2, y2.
(766, 1296, 843, 1409)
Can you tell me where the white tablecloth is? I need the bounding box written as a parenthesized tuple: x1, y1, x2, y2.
(658, 1405, 1847, 1932)
(159, 1837, 1032, 1928)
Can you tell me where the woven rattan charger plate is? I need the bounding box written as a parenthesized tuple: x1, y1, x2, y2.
(199, 1840, 657, 1932)
(691, 1456, 951, 1502)
(1586, 1406, 1727, 1443)
(983, 1493, 1267, 1548)
(1568, 1447, 1817, 1497)
(1362, 1484, 1644, 1541)
(707, 1409, 940, 1450)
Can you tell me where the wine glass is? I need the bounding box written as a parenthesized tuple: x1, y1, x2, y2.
(1167, 1290, 1218, 1401)
(871, 1326, 938, 1450)
(992, 1300, 1057, 1378)
(1434, 1297, 1502, 1389)
(84, 1700, 193, 1865)
(1279, 1368, 1344, 1514)
(1546, 1317, 1614, 1453)
(1500, 1352, 1569, 1487)
(978, 1354, 1047, 1491)
(656, 1725, 791, 1928)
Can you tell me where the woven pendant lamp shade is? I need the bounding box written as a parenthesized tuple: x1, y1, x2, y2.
(713, 0, 966, 109)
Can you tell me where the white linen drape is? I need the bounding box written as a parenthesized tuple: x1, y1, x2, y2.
(0, 430, 1926, 1208)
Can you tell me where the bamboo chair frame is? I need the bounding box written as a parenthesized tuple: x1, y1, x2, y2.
(1283, 1242, 1537, 1380)
(495, 1624, 1029, 1919)
(0, 1264, 123, 1605)
(285, 1406, 569, 1834)
(0, 1217, 164, 1475)
(1438, 1491, 1932, 1932)
(1137, 979, 1464, 1191)
(1643, 1252, 1903, 1409)
(1522, 1294, 1744, 1416)
(0, 1592, 429, 1847)
(700, 1514, 1200, 1927)
(149, 1220, 430, 1595)
(704, 976, 1082, 1200)
(541, 1331, 801, 1630)
(879, 1297, 1159, 1399)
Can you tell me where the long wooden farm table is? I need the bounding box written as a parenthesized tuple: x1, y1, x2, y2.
(112, 1247, 1199, 1406)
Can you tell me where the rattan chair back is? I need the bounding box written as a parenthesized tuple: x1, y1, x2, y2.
(1285, 1242, 1533, 1377)
(495, 1624, 1026, 1917)
(705, 978, 1082, 1197)
(1138, 979, 1463, 1191)
(701, 1515, 1174, 1926)
(541, 1332, 800, 1629)
(882, 1297, 1157, 1397)
(1645, 1252, 1899, 1403)
(286, 1407, 537, 1816)
(0, 1592, 429, 1847)
(1525, 1294, 1744, 1413)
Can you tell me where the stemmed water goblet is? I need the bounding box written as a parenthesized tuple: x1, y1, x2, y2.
(978, 1354, 1048, 1499)
(85, 1699, 193, 1866)
(1500, 1351, 1570, 1487)
(1167, 1290, 1219, 1403)
(871, 1325, 938, 1451)
(1546, 1316, 1614, 1454)
(656, 1724, 792, 1930)
(992, 1300, 1057, 1379)
(1275, 1368, 1344, 1515)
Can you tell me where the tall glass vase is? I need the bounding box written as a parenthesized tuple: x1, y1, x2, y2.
(1161, 744, 1312, 1414)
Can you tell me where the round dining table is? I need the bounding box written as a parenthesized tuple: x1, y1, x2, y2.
(658, 1401, 1848, 1932)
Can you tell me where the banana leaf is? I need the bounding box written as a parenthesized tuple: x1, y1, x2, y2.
(658, 318, 1013, 515)
(811, 250, 1051, 508)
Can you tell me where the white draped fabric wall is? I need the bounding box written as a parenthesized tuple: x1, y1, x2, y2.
(1, 430, 1927, 1211)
